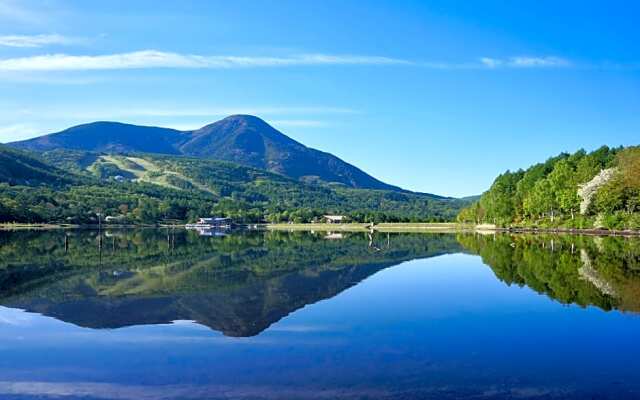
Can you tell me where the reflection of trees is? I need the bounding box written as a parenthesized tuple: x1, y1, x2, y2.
(0, 230, 462, 336)
(458, 233, 640, 312)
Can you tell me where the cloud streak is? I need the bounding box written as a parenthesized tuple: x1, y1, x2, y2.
(0, 34, 79, 48)
(0, 50, 411, 71)
(0, 123, 41, 142)
(8, 105, 357, 120)
(480, 56, 571, 68)
(0, 50, 577, 73)
(108, 106, 357, 118)
(0, 0, 44, 24)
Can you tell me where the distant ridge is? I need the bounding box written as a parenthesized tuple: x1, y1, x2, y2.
(0, 144, 78, 186)
(9, 115, 406, 192)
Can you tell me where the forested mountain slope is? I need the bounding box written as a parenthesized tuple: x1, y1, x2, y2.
(0, 148, 470, 224)
(0, 144, 79, 186)
(9, 115, 406, 192)
(458, 146, 640, 229)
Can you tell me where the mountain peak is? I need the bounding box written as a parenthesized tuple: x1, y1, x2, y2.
(194, 114, 287, 141)
(222, 114, 267, 123)
(198, 114, 268, 129)
(9, 115, 402, 191)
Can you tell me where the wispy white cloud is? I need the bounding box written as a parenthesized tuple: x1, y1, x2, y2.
(0, 0, 45, 24)
(0, 50, 411, 71)
(0, 50, 578, 72)
(109, 106, 357, 118)
(0, 123, 41, 142)
(0, 71, 101, 85)
(0, 33, 79, 47)
(480, 56, 571, 69)
(0, 105, 353, 141)
(9, 105, 357, 120)
(269, 119, 326, 128)
(165, 120, 327, 131)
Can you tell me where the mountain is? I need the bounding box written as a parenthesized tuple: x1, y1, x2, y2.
(0, 144, 78, 186)
(9, 121, 187, 155)
(0, 148, 469, 224)
(179, 115, 401, 190)
(9, 115, 402, 191)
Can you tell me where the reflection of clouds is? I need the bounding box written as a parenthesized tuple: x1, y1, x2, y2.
(78, 333, 278, 345)
(0, 309, 343, 346)
(170, 319, 200, 326)
(0, 381, 391, 399)
(269, 324, 337, 333)
(0, 381, 572, 399)
(0, 306, 35, 326)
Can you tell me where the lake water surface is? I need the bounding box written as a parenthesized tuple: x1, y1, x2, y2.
(0, 229, 639, 399)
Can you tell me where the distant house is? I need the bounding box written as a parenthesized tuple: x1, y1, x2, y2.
(105, 215, 126, 223)
(197, 217, 231, 226)
(113, 175, 126, 182)
(323, 215, 347, 224)
(186, 217, 232, 229)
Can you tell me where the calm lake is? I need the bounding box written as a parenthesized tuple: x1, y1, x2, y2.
(0, 229, 639, 399)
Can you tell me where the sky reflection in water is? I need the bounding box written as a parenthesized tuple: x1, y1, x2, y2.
(0, 230, 639, 399)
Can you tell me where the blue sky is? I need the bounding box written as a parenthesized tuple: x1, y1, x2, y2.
(0, 0, 638, 197)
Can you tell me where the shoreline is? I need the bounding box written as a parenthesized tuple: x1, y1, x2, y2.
(491, 226, 640, 237)
(264, 222, 470, 233)
(1, 222, 639, 236)
(0, 223, 177, 231)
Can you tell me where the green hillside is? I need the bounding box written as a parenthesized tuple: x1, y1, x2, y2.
(0, 144, 78, 186)
(458, 146, 640, 229)
(0, 148, 470, 224)
(9, 115, 406, 191)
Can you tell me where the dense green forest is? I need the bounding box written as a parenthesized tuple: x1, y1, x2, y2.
(457, 146, 640, 229)
(459, 233, 640, 312)
(0, 146, 469, 224)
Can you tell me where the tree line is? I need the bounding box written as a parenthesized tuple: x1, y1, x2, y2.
(457, 146, 640, 230)
(0, 147, 469, 224)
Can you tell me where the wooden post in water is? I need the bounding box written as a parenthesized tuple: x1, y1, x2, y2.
(96, 212, 103, 265)
(172, 224, 175, 252)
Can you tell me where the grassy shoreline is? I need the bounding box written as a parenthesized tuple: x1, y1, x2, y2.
(0, 223, 168, 231)
(0, 223, 81, 230)
(264, 222, 473, 232)
(2, 222, 639, 236)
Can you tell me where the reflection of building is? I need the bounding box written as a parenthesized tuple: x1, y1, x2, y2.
(324, 232, 344, 240)
(194, 227, 227, 237)
(186, 217, 232, 229)
(323, 215, 347, 224)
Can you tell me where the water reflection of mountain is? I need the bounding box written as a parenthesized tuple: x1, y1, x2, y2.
(0, 230, 462, 336)
(458, 233, 640, 313)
